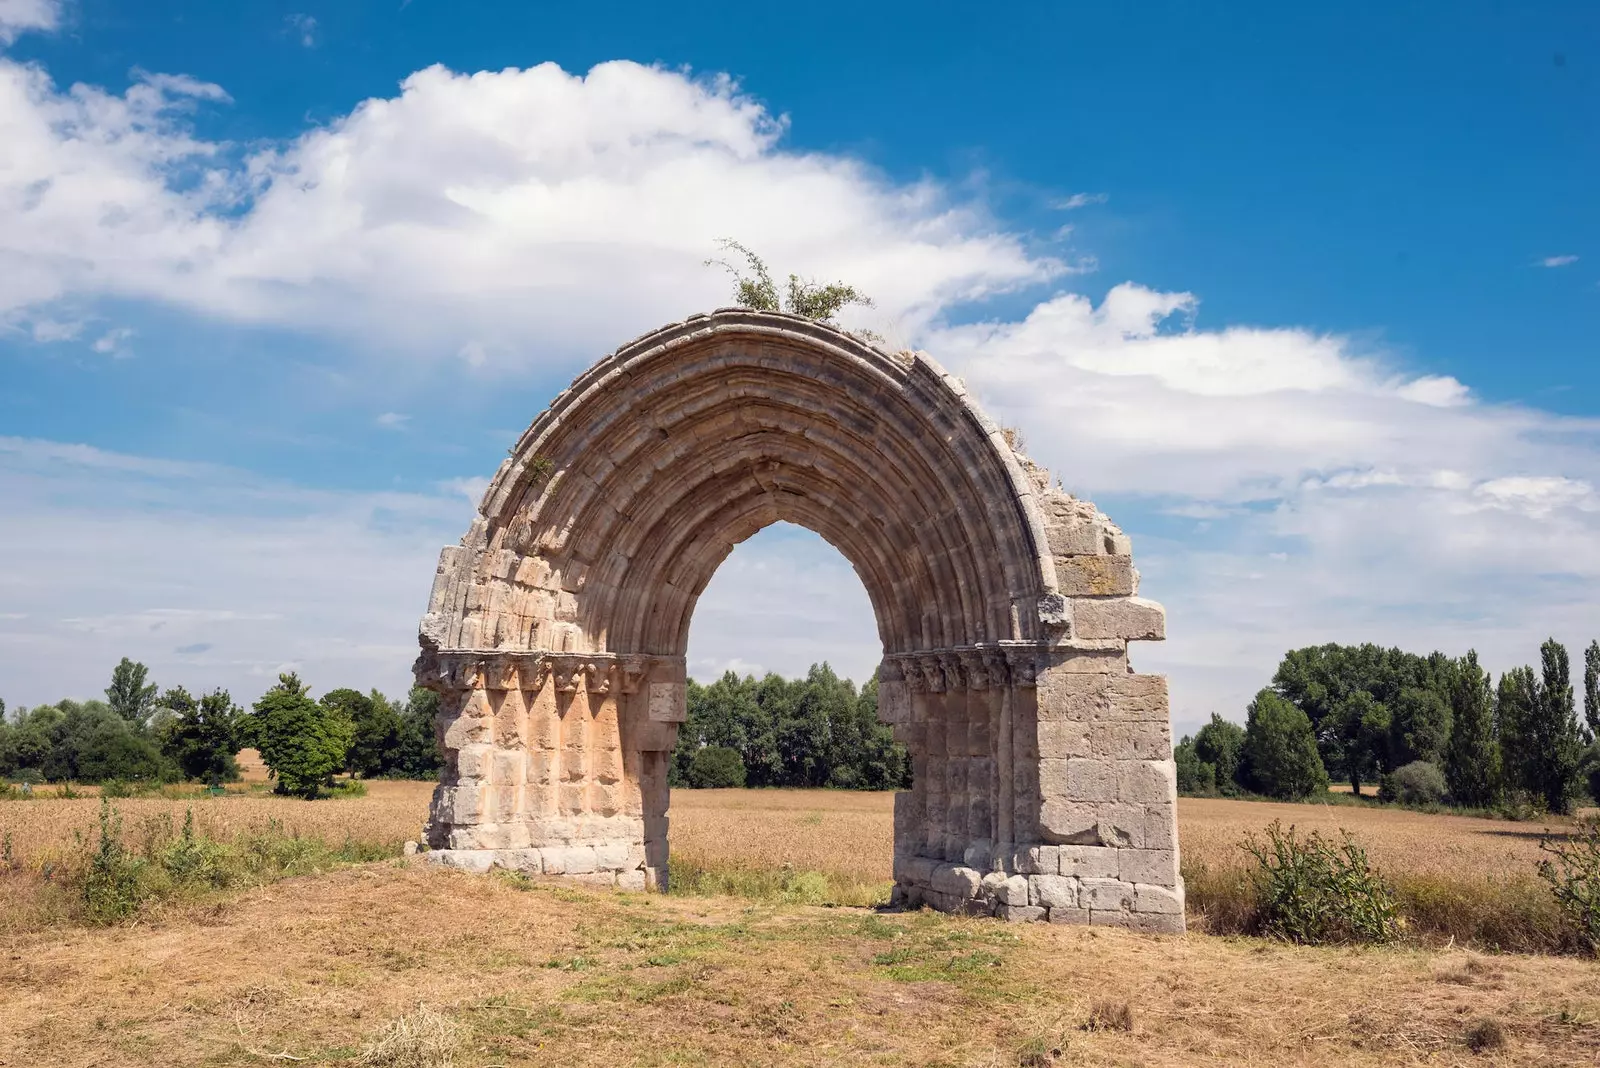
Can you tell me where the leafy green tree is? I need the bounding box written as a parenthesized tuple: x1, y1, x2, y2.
(389, 687, 444, 779)
(1531, 640, 1584, 813)
(1584, 639, 1600, 744)
(1389, 686, 1452, 767)
(1242, 688, 1328, 800)
(1444, 650, 1500, 807)
(158, 686, 241, 783)
(1193, 713, 1246, 794)
(105, 657, 158, 725)
(1173, 736, 1216, 795)
(1496, 664, 1538, 799)
(686, 745, 746, 788)
(706, 239, 875, 324)
(247, 673, 354, 798)
(324, 688, 402, 778)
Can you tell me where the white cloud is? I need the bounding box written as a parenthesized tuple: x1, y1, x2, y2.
(0, 0, 58, 44)
(375, 411, 410, 430)
(1056, 192, 1107, 210)
(1539, 254, 1579, 268)
(0, 59, 1055, 364)
(286, 13, 317, 48)
(91, 325, 134, 356)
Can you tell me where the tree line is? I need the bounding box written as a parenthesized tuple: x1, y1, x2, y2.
(0, 658, 441, 794)
(1177, 638, 1600, 814)
(670, 663, 910, 790)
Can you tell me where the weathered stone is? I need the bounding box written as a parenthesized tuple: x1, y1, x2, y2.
(1134, 883, 1184, 915)
(412, 310, 1182, 932)
(1080, 878, 1136, 912)
(1055, 555, 1137, 597)
(1071, 597, 1165, 641)
(1119, 849, 1178, 886)
(1057, 845, 1120, 879)
(1029, 874, 1078, 909)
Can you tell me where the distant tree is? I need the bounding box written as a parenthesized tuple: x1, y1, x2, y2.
(158, 686, 241, 784)
(247, 673, 354, 798)
(1528, 640, 1584, 814)
(1173, 736, 1216, 795)
(105, 658, 158, 726)
(1444, 650, 1500, 807)
(1193, 714, 1247, 794)
(389, 687, 444, 779)
(1242, 688, 1327, 800)
(1389, 686, 1452, 768)
(686, 745, 747, 788)
(1584, 639, 1600, 744)
(1497, 664, 1538, 799)
(324, 688, 402, 778)
(706, 239, 875, 325)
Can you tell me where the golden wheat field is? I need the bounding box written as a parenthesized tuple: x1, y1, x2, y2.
(3, 781, 1576, 890)
(3, 785, 1600, 1066)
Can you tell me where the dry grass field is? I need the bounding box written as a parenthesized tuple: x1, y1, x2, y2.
(2, 785, 1598, 1065)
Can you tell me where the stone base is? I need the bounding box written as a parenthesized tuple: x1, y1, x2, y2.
(892, 848, 1184, 932)
(423, 844, 657, 891)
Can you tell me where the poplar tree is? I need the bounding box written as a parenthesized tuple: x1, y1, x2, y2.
(1583, 639, 1599, 743)
(1444, 650, 1499, 807)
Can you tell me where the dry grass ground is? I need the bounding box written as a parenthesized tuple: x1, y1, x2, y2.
(2, 863, 1597, 1067)
(3, 785, 1598, 1065)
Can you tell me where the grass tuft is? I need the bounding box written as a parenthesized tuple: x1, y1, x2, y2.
(1463, 1016, 1508, 1053)
(356, 1004, 463, 1068)
(1082, 1000, 1134, 1032)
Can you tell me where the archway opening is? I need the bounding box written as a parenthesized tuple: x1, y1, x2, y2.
(667, 522, 902, 904)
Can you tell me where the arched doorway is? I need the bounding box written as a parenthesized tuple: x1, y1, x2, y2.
(414, 309, 1183, 931)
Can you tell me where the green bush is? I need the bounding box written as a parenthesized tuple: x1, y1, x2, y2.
(81, 799, 147, 923)
(1243, 820, 1399, 945)
(1242, 690, 1328, 800)
(1537, 821, 1600, 955)
(1380, 760, 1448, 806)
(686, 746, 746, 789)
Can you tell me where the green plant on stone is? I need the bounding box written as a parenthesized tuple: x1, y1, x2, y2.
(705, 239, 875, 326)
(1242, 820, 1399, 945)
(1536, 820, 1600, 955)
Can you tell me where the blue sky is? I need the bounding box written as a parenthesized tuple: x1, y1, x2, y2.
(1, 0, 1596, 732)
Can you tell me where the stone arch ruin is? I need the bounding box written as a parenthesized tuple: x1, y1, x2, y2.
(415, 309, 1183, 931)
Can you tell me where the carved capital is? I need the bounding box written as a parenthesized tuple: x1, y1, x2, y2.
(917, 656, 947, 694)
(1004, 647, 1041, 688)
(620, 655, 650, 694)
(959, 649, 989, 690)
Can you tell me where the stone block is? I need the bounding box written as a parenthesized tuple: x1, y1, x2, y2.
(1071, 597, 1165, 641)
(1119, 849, 1177, 886)
(1055, 555, 1137, 597)
(567, 871, 617, 888)
(1039, 799, 1100, 844)
(456, 744, 494, 780)
(1080, 878, 1136, 912)
(998, 905, 1047, 923)
(1013, 845, 1059, 875)
(1126, 912, 1185, 935)
(1096, 802, 1146, 848)
(1063, 758, 1118, 802)
(1057, 845, 1120, 879)
(1049, 645, 1129, 674)
(1087, 721, 1170, 761)
(1106, 673, 1168, 721)
(616, 869, 647, 892)
(429, 849, 494, 873)
(1037, 719, 1092, 759)
(996, 874, 1030, 906)
(1029, 874, 1078, 909)
(1134, 883, 1184, 915)
(1047, 906, 1091, 926)
(492, 848, 541, 874)
(593, 842, 633, 870)
(931, 864, 981, 900)
(1143, 804, 1178, 851)
(1118, 760, 1178, 805)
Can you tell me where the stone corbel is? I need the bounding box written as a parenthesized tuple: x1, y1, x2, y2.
(959, 649, 989, 690)
(619, 655, 650, 695)
(1003, 646, 1041, 688)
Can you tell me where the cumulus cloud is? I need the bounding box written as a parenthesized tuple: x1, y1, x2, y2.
(0, 0, 58, 43)
(1, 59, 1054, 363)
